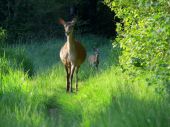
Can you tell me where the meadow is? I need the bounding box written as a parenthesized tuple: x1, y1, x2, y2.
(0, 35, 169, 127)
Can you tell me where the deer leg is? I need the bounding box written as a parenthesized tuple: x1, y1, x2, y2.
(70, 65, 75, 92)
(75, 66, 79, 92)
(65, 65, 70, 92)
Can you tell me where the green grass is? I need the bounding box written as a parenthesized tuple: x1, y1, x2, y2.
(0, 35, 169, 127)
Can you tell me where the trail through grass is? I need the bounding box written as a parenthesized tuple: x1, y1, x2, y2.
(0, 35, 169, 127)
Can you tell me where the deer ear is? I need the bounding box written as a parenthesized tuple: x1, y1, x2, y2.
(58, 18, 66, 25)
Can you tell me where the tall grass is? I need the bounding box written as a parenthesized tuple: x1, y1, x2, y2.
(0, 35, 169, 127)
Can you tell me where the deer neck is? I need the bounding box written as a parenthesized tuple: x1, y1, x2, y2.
(66, 33, 75, 52)
(96, 54, 99, 61)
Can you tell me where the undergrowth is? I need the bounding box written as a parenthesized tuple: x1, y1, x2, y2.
(0, 35, 169, 127)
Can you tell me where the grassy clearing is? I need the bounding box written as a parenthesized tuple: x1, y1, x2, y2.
(0, 35, 169, 127)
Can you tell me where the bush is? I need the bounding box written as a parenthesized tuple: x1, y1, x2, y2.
(105, 0, 170, 92)
(0, 28, 7, 47)
(0, 48, 34, 77)
(0, 57, 10, 76)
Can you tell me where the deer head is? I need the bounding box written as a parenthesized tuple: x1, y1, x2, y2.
(93, 48, 99, 57)
(59, 18, 77, 36)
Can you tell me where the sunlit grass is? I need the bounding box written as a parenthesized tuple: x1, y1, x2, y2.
(0, 35, 169, 127)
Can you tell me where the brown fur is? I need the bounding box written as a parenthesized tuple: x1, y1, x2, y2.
(88, 48, 99, 69)
(60, 41, 86, 66)
(59, 18, 86, 92)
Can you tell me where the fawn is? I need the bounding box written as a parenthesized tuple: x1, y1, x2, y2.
(88, 48, 99, 70)
(59, 18, 86, 92)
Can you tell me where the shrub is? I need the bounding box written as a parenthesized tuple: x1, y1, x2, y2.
(0, 57, 10, 76)
(105, 0, 170, 92)
(0, 28, 7, 47)
(0, 48, 34, 77)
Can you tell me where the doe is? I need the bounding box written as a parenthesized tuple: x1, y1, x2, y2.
(88, 48, 99, 70)
(59, 18, 86, 92)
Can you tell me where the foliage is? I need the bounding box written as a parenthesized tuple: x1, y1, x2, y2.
(0, 38, 169, 127)
(0, 0, 116, 42)
(105, 0, 170, 91)
(0, 28, 7, 47)
(0, 57, 10, 76)
(0, 48, 34, 77)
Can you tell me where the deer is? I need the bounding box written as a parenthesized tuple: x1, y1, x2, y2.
(88, 48, 99, 70)
(59, 18, 86, 93)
